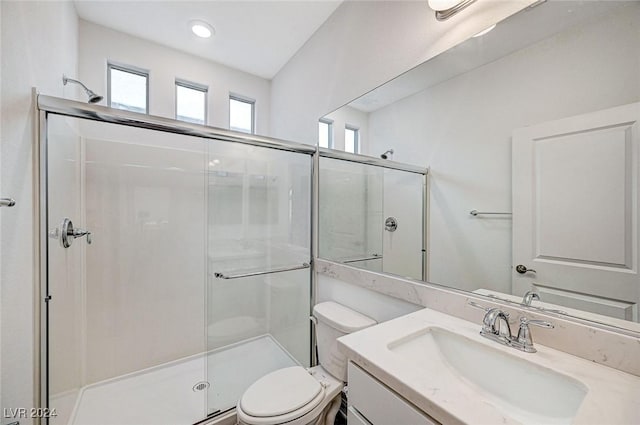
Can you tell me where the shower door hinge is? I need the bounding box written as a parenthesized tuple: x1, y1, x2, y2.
(44, 295, 52, 303)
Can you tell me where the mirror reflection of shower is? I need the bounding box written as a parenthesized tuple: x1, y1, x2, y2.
(380, 149, 394, 159)
(62, 75, 103, 104)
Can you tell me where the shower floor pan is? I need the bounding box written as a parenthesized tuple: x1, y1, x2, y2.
(51, 334, 298, 425)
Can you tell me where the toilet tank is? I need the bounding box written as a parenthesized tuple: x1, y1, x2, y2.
(313, 302, 376, 382)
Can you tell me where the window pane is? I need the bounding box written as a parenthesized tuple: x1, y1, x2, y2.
(110, 67, 147, 113)
(345, 127, 358, 153)
(177, 85, 206, 125)
(319, 121, 330, 148)
(230, 97, 254, 134)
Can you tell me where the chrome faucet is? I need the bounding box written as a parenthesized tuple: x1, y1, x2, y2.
(469, 301, 554, 353)
(480, 308, 512, 346)
(521, 290, 540, 306)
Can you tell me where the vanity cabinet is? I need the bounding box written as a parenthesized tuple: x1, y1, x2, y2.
(347, 362, 440, 425)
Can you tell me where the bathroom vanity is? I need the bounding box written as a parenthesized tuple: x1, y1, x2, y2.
(338, 308, 640, 425)
(347, 363, 439, 425)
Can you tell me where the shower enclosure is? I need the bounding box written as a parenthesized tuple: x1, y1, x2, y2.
(38, 95, 314, 425)
(318, 149, 428, 281)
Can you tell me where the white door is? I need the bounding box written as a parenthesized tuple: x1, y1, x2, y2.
(512, 102, 640, 321)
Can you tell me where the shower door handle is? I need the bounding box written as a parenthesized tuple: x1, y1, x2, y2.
(56, 218, 92, 248)
(0, 198, 15, 207)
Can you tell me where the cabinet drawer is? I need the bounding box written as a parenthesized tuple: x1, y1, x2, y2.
(348, 362, 439, 425)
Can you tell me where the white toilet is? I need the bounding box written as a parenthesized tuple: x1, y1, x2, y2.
(236, 301, 376, 425)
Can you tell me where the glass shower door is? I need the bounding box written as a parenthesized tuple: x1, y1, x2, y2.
(206, 142, 312, 416)
(318, 157, 384, 272)
(45, 114, 209, 425)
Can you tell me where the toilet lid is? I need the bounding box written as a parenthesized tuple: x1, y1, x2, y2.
(240, 366, 323, 418)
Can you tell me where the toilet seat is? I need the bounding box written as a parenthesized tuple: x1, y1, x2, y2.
(237, 366, 342, 425)
(240, 366, 324, 418)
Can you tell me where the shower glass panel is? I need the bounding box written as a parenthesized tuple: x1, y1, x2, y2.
(319, 158, 384, 272)
(318, 156, 426, 280)
(46, 115, 208, 425)
(206, 143, 311, 416)
(382, 168, 424, 280)
(43, 106, 312, 425)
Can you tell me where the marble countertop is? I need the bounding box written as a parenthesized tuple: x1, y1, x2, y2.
(338, 308, 640, 425)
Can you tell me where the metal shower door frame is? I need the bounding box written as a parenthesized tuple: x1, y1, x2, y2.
(35, 94, 317, 424)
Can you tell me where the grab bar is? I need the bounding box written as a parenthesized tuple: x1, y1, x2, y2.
(343, 254, 382, 264)
(0, 198, 16, 208)
(214, 262, 310, 279)
(470, 209, 512, 216)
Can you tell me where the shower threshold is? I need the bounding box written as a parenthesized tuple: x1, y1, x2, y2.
(50, 334, 298, 425)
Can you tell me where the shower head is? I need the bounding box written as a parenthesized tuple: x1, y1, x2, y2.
(63, 75, 103, 104)
(380, 149, 394, 159)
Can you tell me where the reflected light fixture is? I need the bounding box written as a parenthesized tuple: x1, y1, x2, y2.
(190, 20, 214, 38)
(428, 0, 477, 21)
(472, 24, 496, 38)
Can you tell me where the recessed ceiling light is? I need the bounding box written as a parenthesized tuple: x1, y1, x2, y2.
(190, 20, 214, 39)
(472, 24, 496, 38)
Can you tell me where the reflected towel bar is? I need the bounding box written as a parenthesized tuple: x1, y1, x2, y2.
(214, 262, 310, 279)
(343, 254, 383, 264)
(470, 209, 512, 217)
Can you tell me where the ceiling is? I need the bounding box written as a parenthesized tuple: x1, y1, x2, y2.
(74, 1, 343, 79)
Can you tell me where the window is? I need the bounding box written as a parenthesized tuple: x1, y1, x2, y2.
(229, 95, 255, 134)
(345, 126, 360, 154)
(318, 119, 333, 149)
(176, 80, 208, 125)
(107, 63, 148, 113)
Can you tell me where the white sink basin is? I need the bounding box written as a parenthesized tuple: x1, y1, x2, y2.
(388, 327, 588, 425)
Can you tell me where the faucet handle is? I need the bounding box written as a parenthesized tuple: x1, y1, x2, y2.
(520, 317, 554, 329)
(515, 317, 554, 353)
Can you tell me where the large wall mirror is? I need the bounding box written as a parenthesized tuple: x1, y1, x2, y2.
(318, 0, 640, 334)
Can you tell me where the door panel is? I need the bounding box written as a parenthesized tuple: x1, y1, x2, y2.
(512, 102, 640, 321)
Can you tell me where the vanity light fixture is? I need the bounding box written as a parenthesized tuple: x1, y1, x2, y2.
(428, 0, 477, 21)
(190, 20, 215, 39)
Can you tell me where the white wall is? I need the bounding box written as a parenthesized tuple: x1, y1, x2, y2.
(270, 0, 534, 146)
(367, 4, 640, 293)
(317, 274, 421, 324)
(0, 1, 79, 422)
(78, 20, 271, 136)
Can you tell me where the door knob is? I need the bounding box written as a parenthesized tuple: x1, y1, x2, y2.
(515, 264, 536, 274)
